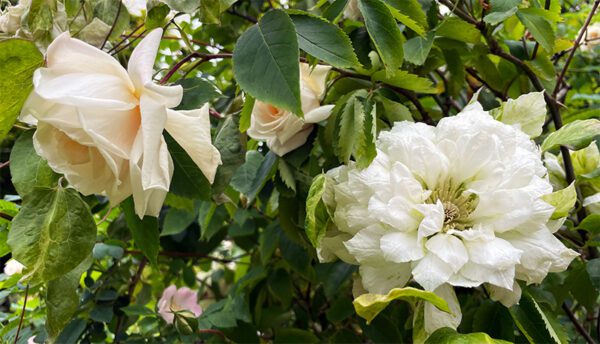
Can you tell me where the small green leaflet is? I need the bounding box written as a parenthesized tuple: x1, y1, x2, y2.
(358, 0, 404, 71)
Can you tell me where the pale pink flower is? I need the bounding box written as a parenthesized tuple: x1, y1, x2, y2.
(157, 285, 202, 324)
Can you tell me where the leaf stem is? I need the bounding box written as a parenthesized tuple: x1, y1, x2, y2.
(14, 284, 29, 344)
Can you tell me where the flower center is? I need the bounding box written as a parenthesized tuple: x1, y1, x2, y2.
(427, 179, 478, 231)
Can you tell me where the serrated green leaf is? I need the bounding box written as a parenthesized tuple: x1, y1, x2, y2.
(372, 70, 437, 93)
(436, 17, 481, 44)
(231, 151, 278, 204)
(233, 10, 302, 115)
(122, 198, 159, 266)
(305, 174, 330, 247)
(353, 287, 450, 324)
(278, 159, 296, 192)
(355, 96, 377, 168)
(404, 32, 435, 66)
(541, 119, 600, 152)
(8, 187, 96, 285)
(334, 89, 368, 162)
(510, 293, 564, 344)
(516, 8, 555, 53)
(46, 255, 92, 341)
(484, 0, 521, 25)
(290, 13, 360, 68)
(383, 0, 427, 28)
(386, 4, 425, 36)
(358, 0, 404, 71)
(541, 183, 576, 219)
(0, 40, 43, 141)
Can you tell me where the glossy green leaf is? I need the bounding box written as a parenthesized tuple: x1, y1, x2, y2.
(425, 327, 511, 344)
(122, 198, 159, 266)
(10, 131, 60, 196)
(166, 134, 211, 200)
(404, 32, 434, 66)
(305, 174, 330, 247)
(175, 78, 221, 110)
(541, 119, 600, 152)
(290, 13, 360, 68)
(358, 0, 404, 71)
(436, 17, 481, 44)
(353, 287, 450, 324)
(212, 115, 245, 194)
(8, 187, 96, 285)
(484, 0, 521, 25)
(516, 9, 555, 53)
(334, 90, 367, 162)
(372, 70, 437, 93)
(386, 5, 425, 36)
(383, 0, 427, 28)
(0, 40, 43, 141)
(509, 294, 564, 344)
(239, 94, 255, 133)
(233, 10, 302, 115)
(355, 95, 377, 168)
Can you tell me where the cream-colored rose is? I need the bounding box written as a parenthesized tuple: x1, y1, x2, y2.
(4, 259, 25, 276)
(20, 28, 221, 218)
(0, 0, 30, 34)
(247, 63, 334, 156)
(580, 22, 600, 51)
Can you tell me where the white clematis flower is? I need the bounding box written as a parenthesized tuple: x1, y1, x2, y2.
(247, 63, 334, 156)
(20, 28, 221, 218)
(0, 0, 30, 35)
(319, 99, 578, 334)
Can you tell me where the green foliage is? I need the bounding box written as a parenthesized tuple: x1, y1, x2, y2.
(8, 187, 96, 285)
(10, 131, 60, 196)
(541, 119, 600, 152)
(0, 40, 43, 141)
(233, 10, 302, 115)
(122, 198, 160, 265)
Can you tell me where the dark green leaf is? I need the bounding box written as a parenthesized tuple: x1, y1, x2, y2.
(233, 10, 302, 115)
(8, 187, 96, 285)
(358, 0, 404, 71)
(162, 207, 196, 236)
(516, 8, 555, 53)
(175, 78, 221, 110)
(404, 32, 435, 66)
(484, 0, 521, 25)
(509, 293, 563, 344)
(145, 3, 170, 29)
(166, 134, 211, 200)
(213, 114, 245, 194)
(122, 198, 159, 266)
(10, 131, 60, 197)
(436, 17, 481, 44)
(290, 13, 360, 68)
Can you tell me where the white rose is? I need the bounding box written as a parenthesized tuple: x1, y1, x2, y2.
(319, 97, 578, 334)
(0, 0, 30, 34)
(20, 29, 221, 218)
(4, 259, 25, 276)
(580, 22, 600, 51)
(247, 63, 334, 156)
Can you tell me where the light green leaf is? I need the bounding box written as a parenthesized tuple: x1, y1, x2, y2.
(358, 0, 404, 71)
(198, 0, 236, 24)
(175, 78, 221, 110)
(436, 17, 481, 44)
(145, 2, 170, 29)
(372, 70, 437, 93)
(8, 187, 96, 285)
(541, 183, 577, 220)
(495, 92, 546, 138)
(386, 5, 425, 36)
(46, 255, 92, 341)
(0, 40, 43, 141)
(10, 131, 60, 197)
(305, 174, 330, 247)
(383, 0, 427, 28)
(239, 94, 255, 133)
(425, 327, 511, 344)
(290, 13, 360, 68)
(278, 159, 296, 192)
(353, 287, 450, 324)
(516, 8, 555, 53)
(404, 32, 435, 66)
(334, 90, 367, 162)
(510, 293, 565, 344)
(541, 119, 600, 152)
(355, 96, 377, 168)
(122, 198, 159, 266)
(233, 10, 302, 115)
(161, 0, 198, 13)
(484, 0, 521, 25)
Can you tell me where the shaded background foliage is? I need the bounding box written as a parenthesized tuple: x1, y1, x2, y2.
(0, 0, 599, 343)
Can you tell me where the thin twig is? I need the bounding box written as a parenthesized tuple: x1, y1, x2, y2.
(553, 0, 600, 97)
(159, 53, 232, 84)
(115, 258, 147, 343)
(0, 160, 9, 169)
(110, 29, 146, 56)
(562, 303, 597, 344)
(96, 206, 114, 226)
(465, 67, 507, 100)
(109, 23, 145, 54)
(123, 249, 246, 264)
(100, 0, 122, 50)
(0, 212, 14, 221)
(14, 285, 29, 344)
(199, 329, 227, 338)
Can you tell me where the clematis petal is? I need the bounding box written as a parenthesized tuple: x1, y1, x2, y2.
(412, 254, 454, 291)
(425, 233, 468, 273)
(165, 105, 222, 183)
(486, 281, 522, 307)
(344, 224, 386, 264)
(424, 284, 462, 335)
(380, 231, 424, 263)
(359, 262, 412, 294)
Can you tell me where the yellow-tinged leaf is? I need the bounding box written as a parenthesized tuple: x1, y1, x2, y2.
(541, 183, 577, 220)
(353, 287, 451, 324)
